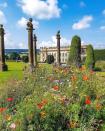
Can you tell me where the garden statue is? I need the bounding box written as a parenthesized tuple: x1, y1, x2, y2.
(26, 18, 35, 71)
(56, 30, 61, 66)
(0, 24, 8, 71)
(33, 34, 37, 67)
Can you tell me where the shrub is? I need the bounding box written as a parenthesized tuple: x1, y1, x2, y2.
(94, 67, 102, 71)
(9, 52, 20, 61)
(46, 55, 54, 64)
(21, 55, 29, 63)
(95, 61, 105, 71)
(5, 55, 9, 60)
(94, 49, 105, 61)
(85, 44, 95, 70)
(68, 35, 81, 67)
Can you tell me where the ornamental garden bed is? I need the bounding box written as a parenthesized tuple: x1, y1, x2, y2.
(0, 65, 105, 130)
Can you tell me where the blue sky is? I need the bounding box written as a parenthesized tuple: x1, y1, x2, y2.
(0, 0, 105, 49)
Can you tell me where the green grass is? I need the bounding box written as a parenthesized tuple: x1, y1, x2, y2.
(0, 62, 26, 84)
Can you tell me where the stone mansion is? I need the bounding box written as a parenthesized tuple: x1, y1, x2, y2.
(40, 45, 87, 64)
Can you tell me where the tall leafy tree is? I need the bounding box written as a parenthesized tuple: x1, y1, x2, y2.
(85, 44, 95, 70)
(68, 35, 81, 67)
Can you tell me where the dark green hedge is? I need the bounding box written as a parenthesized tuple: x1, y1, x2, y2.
(94, 49, 105, 61)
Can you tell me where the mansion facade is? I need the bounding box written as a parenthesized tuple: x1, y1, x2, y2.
(40, 45, 87, 64)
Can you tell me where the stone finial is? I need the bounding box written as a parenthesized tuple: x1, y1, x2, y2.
(0, 24, 5, 35)
(57, 30, 60, 35)
(27, 18, 34, 30)
(33, 34, 37, 41)
(56, 30, 61, 39)
(0, 24, 3, 28)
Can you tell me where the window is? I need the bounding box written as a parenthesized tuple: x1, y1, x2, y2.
(65, 53, 67, 57)
(62, 58, 64, 62)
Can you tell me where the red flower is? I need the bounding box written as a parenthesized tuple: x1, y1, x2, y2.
(83, 75, 89, 81)
(42, 99, 48, 105)
(6, 98, 14, 102)
(79, 66, 86, 71)
(37, 99, 48, 109)
(90, 70, 94, 75)
(71, 75, 77, 81)
(53, 86, 59, 91)
(85, 99, 91, 105)
(37, 103, 44, 109)
(0, 108, 7, 113)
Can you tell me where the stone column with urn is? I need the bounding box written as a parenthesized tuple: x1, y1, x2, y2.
(33, 34, 37, 67)
(56, 30, 61, 66)
(26, 18, 34, 71)
(0, 25, 8, 71)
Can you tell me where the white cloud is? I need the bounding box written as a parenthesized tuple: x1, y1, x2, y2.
(17, 0, 61, 20)
(0, 10, 6, 24)
(39, 36, 70, 48)
(72, 15, 93, 30)
(17, 17, 39, 28)
(100, 26, 105, 30)
(5, 31, 27, 49)
(80, 1, 86, 7)
(102, 10, 105, 15)
(0, 2, 8, 8)
(93, 43, 105, 49)
(18, 42, 27, 49)
(5, 32, 14, 49)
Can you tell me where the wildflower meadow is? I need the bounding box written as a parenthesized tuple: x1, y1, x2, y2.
(0, 64, 105, 131)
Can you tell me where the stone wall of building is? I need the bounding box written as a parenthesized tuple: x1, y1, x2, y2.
(40, 45, 87, 63)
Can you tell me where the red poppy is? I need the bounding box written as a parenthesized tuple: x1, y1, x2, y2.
(90, 70, 94, 75)
(71, 75, 77, 81)
(6, 98, 14, 102)
(42, 99, 48, 105)
(83, 75, 89, 81)
(37, 103, 44, 109)
(37, 99, 48, 109)
(53, 85, 59, 91)
(85, 99, 91, 105)
(0, 108, 7, 113)
(79, 65, 86, 71)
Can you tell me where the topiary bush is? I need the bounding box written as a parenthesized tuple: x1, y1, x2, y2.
(68, 35, 81, 68)
(21, 55, 29, 63)
(85, 44, 95, 70)
(46, 55, 54, 64)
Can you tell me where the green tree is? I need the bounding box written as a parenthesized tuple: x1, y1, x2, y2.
(68, 35, 81, 67)
(5, 54, 9, 60)
(10, 52, 20, 60)
(94, 49, 105, 61)
(85, 44, 95, 70)
(21, 55, 29, 63)
(46, 55, 54, 64)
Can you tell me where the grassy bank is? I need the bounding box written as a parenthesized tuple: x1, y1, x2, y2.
(0, 62, 26, 84)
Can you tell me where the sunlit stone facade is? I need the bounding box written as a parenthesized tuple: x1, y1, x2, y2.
(40, 45, 87, 63)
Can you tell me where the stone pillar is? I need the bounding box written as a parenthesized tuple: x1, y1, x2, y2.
(26, 18, 34, 69)
(33, 34, 37, 67)
(45, 48, 48, 61)
(56, 30, 61, 66)
(0, 25, 8, 71)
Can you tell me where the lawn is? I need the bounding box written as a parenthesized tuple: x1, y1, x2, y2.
(0, 62, 26, 84)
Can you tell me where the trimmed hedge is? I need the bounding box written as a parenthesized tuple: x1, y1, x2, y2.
(68, 35, 81, 67)
(94, 49, 105, 61)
